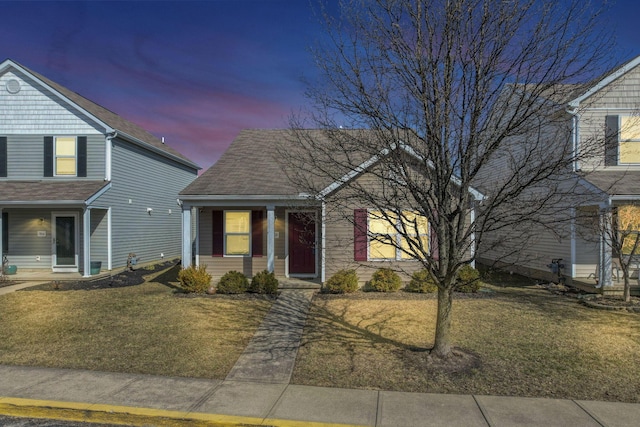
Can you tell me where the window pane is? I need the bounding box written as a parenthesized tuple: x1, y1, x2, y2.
(369, 210, 397, 234)
(56, 137, 76, 156)
(56, 158, 76, 175)
(226, 235, 249, 255)
(401, 211, 429, 235)
(620, 142, 640, 164)
(621, 117, 640, 140)
(225, 211, 250, 233)
(401, 236, 429, 259)
(370, 237, 396, 259)
(618, 205, 640, 255)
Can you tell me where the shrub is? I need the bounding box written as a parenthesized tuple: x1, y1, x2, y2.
(217, 271, 249, 294)
(455, 265, 481, 293)
(323, 269, 359, 293)
(249, 270, 279, 294)
(367, 268, 402, 292)
(177, 265, 212, 294)
(406, 269, 438, 293)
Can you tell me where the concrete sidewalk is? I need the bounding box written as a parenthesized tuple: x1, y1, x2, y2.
(1, 364, 639, 426)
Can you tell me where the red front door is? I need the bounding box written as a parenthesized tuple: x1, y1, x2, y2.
(288, 212, 316, 275)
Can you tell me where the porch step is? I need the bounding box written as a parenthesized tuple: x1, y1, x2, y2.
(278, 278, 321, 290)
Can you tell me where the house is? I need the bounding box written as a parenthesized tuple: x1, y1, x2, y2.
(179, 129, 483, 284)
(0, 59, 200, 276)
(477, 55, 640, 290)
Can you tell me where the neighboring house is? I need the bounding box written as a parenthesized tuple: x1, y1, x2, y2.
(478, 55, 640, 289)
(179, 129, 483, 284)
(0, 59, 200, 276)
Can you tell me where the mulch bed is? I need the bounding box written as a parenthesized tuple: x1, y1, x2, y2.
(21, 260, 179, 291)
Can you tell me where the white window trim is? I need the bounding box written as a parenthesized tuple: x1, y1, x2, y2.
(54, 136, 77, 177)
(223, 210, 251, 257)
(367, 209, 430, 261)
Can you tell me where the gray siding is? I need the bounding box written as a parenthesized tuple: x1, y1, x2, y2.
(93, 138, 197, 268)
(89, 208, 109, 271)
(2, 134, 105, 180)
(0, 69, 104, 134)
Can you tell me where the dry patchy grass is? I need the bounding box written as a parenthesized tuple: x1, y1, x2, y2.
(292, 286, 640, 402)
(0, 281, 272, 379)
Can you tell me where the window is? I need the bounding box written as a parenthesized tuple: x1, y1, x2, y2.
(55, 137, 76, 175)
(368, 210, 429, 260)
(224, 211, 250, 255)
(619, 116, 640, 164)
(616, 205, 640, 255)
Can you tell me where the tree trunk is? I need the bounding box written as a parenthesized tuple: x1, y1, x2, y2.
(624, 273, 631, 303)
(432, 285, 454, 358)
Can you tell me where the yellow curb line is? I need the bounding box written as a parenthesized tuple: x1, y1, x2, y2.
(0, 397, 368, 427)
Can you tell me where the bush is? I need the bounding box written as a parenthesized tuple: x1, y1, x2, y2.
(455, 265, 481, 293)
(217, 271, 249, 294)
(366, 268, 402, 292)
(406, 269, 438, 293)
(249, 270, 279, 294)
(323, 269, 359, 293)
(177, 265, 212, 293)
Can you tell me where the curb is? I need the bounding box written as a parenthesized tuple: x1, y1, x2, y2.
(0, 396, 367, 427)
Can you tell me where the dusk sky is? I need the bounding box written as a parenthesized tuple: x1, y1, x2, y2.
(1, 0, 639, 170)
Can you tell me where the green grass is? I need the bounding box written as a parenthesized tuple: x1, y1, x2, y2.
(0, 269, 272, 379)
(292, 282, 640, 403)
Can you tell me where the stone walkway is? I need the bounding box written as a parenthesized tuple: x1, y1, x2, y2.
(225, 288, 316, 383)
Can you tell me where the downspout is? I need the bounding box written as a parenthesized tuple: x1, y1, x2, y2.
(565, 106, 580, 172)
(105, 130, 117, 181)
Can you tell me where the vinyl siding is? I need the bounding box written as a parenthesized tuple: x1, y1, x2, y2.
(1, 134, 105, 180)
(89, 208, 109, 270)
(578, 64, 640, 170)
(92, 138, 197, 269)
(324, 170, 432, 285)
(0, 69, 104, 134)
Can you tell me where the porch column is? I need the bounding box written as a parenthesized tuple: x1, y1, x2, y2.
(194, 207, 200, 266)
(601, 208, 614, 287)
(83, 208, 91, 278)
(181, 205, 192, 268)
(267, 205, 275, 273)
(107, 207, 112, 270)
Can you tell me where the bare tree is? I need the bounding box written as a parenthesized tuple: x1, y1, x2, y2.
(283, 0, 613, 359)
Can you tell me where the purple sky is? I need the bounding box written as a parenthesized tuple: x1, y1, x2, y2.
(1, 1, 638, 170)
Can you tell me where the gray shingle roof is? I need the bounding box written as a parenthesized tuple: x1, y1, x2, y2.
(0, 180, 108, 203)
(180, 129, 305, 196)
(582, 170, 640, 196)
(2, 59, 199, 170)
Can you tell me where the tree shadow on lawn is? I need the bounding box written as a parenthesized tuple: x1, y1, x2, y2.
(299, 295, 481, 376)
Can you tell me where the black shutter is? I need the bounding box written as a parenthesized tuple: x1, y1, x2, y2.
(77, 136, 87, 177)
(0, 137, 7, 177)
(251, 210, 264, 257)
(605, 115, 619, 166)
(212, 210, 224, 257)
(44, 136, 53, 177)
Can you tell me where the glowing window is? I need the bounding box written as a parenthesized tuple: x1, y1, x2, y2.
(225, 211, 250, 255)
(55, 137, 76, 175)
(368, 210, 429, 260)
(619, 117, 640, 164)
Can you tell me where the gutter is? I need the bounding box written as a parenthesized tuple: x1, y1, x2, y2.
(565, 106, 580, 172)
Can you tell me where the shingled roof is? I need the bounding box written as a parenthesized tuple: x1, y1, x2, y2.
(180, 129, 308, 196)
(582, 170, 640, 196)
(0, 181, 108, 204)
(1, 59, 199, 170)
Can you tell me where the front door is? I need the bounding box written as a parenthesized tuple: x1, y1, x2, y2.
(288, 212, 316, 275)
(53, 213, 78, 271)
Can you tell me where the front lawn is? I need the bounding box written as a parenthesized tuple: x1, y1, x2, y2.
(291, 283, 640, 403)
(0, 266, 272, 379)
